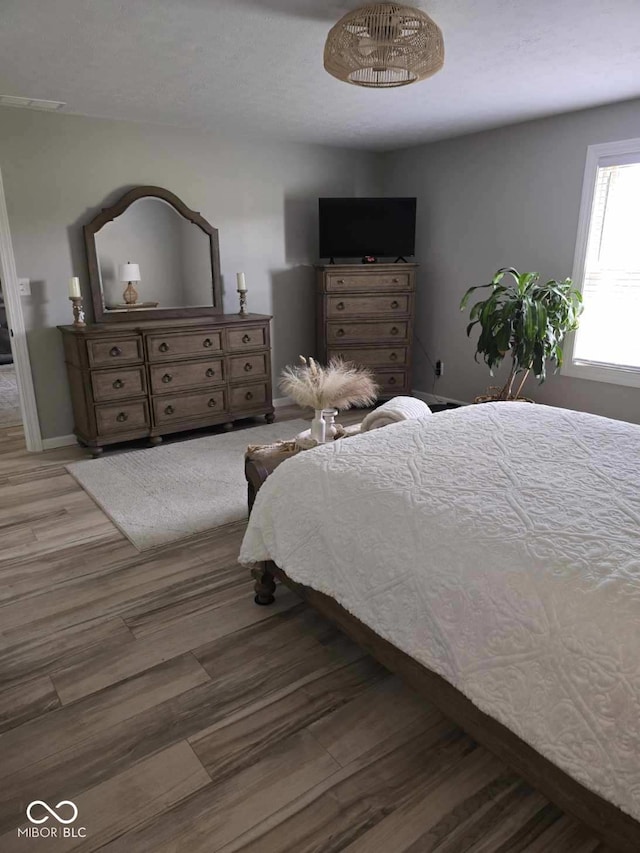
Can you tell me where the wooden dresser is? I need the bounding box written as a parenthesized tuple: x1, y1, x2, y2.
(316, 263, 417, 398)
(59, 315, 274, 456)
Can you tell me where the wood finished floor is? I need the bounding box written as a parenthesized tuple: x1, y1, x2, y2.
(0, 416, 611, 852)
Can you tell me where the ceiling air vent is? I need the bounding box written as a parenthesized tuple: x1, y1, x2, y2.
(0, 95, 66, 111)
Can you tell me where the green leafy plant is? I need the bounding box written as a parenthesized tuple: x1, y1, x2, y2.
(460, 267, 583, 401)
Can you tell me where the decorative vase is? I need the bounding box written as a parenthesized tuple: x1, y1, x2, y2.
(322, 408, 338, 439)
(311, 409, 326, 444)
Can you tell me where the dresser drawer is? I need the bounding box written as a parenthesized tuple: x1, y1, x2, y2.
(146, 330, 223, 362)
(87, 337, 143, 367)
(329, 347, 408, 367)
(325, 271, 413, 292)
(327, 320, 408, 345)
(374, 370, 409, 395)
(226, 326, 267, 352)
(149, 358, 224, 395)
(228, 352, 268, 382)
(153, 390, 226, 425)
(91, 366, 147, 402)
(95, 400, 150, 436)
(230, 382, 269, 411)
(327, 294, 410, 318)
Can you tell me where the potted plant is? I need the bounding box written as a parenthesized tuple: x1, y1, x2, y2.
(460, 267, 583, 402)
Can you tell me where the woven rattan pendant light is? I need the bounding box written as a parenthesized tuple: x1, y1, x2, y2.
(324, 3, 444, 88)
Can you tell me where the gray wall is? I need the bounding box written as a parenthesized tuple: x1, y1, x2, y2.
(381, 97, 640, 424)
(0, 108, 381, 439)
(4, 97, 640, 440)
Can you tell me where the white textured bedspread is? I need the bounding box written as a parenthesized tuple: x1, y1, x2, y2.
(240, 402, 640, 819)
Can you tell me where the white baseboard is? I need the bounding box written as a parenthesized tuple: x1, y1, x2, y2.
(273, 396, 293, 408)
(41, 405, 295, 450)
(42, 434, 78, 450)
(412, 390, 470, 407)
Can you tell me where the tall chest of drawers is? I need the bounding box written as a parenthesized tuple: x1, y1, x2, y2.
(316, 263, 417, 398)
(59, 315, 274, 456)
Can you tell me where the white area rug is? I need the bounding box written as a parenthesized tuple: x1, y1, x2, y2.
(0, 365, 21, 427)
(67, 419, 309, 551)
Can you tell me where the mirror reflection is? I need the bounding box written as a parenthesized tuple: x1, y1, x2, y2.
(95, 198, 214, 312)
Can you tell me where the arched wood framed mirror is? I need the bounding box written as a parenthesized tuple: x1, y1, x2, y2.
(84, 186, 223, 323)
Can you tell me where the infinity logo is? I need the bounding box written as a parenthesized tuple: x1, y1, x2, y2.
(26, 801, 78, 825)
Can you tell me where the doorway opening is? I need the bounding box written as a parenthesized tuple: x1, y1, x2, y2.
(0, 167, 42, 451)
(0, 276, 22, 428)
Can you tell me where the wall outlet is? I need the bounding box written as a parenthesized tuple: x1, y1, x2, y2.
(435, 359, 444, 377)
(17, 278, 31, 296)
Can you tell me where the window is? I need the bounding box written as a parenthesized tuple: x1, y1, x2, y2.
(563, 138, 640, 387)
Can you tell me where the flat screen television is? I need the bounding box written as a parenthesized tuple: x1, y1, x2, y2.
(318, 197, 416, 260)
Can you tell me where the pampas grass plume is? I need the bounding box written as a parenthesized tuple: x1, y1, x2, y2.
(280, 355, 378, 411)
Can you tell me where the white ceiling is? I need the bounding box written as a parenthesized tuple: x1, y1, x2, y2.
(1, 0, 639, 151)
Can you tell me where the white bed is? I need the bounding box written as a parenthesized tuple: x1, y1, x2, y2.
(240, 402, 640, 825)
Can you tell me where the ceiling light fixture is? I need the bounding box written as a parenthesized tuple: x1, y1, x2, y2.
(324, 2, 444, 89)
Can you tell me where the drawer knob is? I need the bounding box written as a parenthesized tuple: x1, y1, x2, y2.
(389, 377, 397, 385)
(336, 279, 345, 284)
(390, 326, 399, 336)
(389, 352, 398, 361)
(336, 328, 345, 337)
(245, 391, 253, 401)
(159, 342, 169, 353)
(208, 398, 217, 408)
(112, 378, 124, 389)
(203, 338, 213, 348)
(244, 362, 253, 372)
(390, 300, 399, 309)
(164, 405, 175, 415)
(116, 411, 128, 423)
(392, 278, 399, 283)
(205, 367, 216, 378)
(162, 373, 173, 384)
(242, 334, 251, 344)
(336, 301, 345, 311)
(110, 346, 121, 357)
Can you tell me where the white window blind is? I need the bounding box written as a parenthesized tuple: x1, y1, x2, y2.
(573, 158, 640, 370)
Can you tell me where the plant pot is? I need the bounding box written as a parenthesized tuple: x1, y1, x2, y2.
(473, 389, 534, 405)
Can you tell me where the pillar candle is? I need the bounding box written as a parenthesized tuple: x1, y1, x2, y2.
(69, 277, 81, 298)
(236, 272, 247, 292)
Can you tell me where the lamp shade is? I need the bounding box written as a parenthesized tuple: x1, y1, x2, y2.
(324, 3, 444, 88)
(118, 263, 140, 282)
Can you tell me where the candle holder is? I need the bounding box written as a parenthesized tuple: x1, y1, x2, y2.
(69, 296, 86, 328)
(238, 290, 248, 317)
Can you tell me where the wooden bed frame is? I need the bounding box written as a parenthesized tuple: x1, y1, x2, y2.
(245, 456, 640, 852)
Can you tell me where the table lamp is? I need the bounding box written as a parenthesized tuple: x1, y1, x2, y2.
(118, 262, 141, 306)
